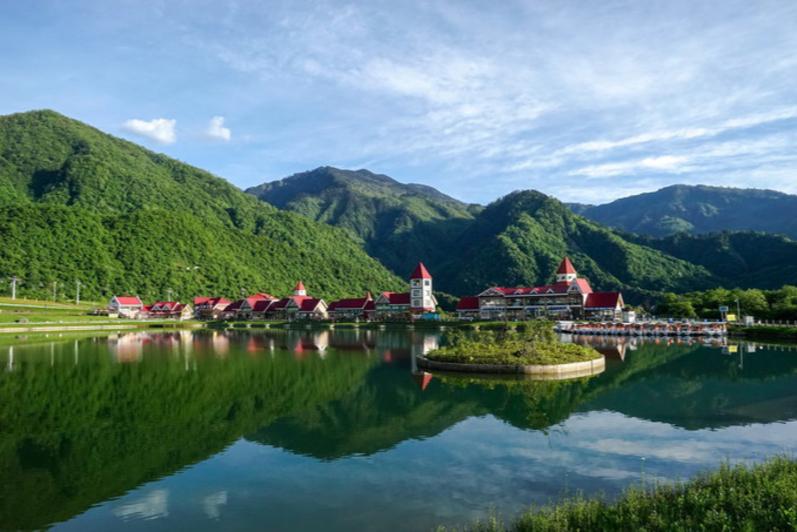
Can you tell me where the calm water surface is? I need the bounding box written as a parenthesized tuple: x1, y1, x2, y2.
(1, 329, 797, 530)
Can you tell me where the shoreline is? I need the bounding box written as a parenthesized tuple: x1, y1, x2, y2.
(417, 354, 606, 379)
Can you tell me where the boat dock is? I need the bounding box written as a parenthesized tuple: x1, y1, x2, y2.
(556, 320, 727, 337)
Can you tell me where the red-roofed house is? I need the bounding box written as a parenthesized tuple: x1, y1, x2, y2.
(328, 293, 375, 321)
(108, 295, 144, 318)
(585, 292, 625, 320)
(270, 282, 328, 320)
(374, 262, 438, 320)
(456, 296, 480, 319)
(194, 297, 232, 319)
(374, 291, 411, 319)
(461, 257, 624, 321)
(144, 301, 194, 320)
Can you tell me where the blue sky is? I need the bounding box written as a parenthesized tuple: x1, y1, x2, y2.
(1, 0, 796, 204)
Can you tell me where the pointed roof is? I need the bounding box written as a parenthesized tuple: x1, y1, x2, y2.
(410, 262, 432, 280)
(557, 256, 577, 275)
(294, 280, 306, 291)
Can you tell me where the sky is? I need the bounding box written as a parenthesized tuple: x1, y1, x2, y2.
(1, 0, 796, 204)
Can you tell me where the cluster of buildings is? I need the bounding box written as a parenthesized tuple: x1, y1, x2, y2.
(108, 262, 439, 322)
(107, 297, 194, 320)
(108, 257, 624, 323)
(455, 257, 625, 321)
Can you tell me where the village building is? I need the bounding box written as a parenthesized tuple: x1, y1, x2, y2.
(327, 293, 376, 321)
(374, 262, 438, 320)
(143, 301, 194, 320)
(193, 296, 232, 320)
(269, 282, 328, 320)
(457, 257, 624, 321)
(221, 293, 276, 320)
(108, 295, 144, 318)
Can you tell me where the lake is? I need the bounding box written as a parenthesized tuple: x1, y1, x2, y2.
(1, 329, 796, 530)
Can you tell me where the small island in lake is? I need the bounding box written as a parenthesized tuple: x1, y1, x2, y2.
(421, 321, 604, 377)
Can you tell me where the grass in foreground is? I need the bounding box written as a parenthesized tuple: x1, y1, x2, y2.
(454, 457, 797, 531)
(426, 321, 600, 366)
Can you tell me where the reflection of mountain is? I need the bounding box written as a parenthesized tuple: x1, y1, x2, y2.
(583, 344, 797, 429)
(3, 331, 797, 528)
(0, 332, 373, 530)
(251, 340, 797, 460)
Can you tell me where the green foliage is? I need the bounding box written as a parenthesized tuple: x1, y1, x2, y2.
(656, 285, 797, 320)
(428, 321, 600, 365)
(434, 191, 716, 298)
(462, 457, 797, 531)
(0, 111, 404, 301)
(577, 184, 797, 239)
(246, 166, 480, 276)
(632, 231, 797, 289)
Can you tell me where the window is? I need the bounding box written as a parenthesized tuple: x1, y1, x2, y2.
(412, 299, 421, 307)
(424, 279, 430, 286)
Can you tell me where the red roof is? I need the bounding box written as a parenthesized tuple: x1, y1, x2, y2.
(585, 292, 622, 309)
(557, 257, 577, 275)
(224, 300, 244, 312)
(299, 298, 323, 312)
(482, 278, 591, 297)
(329, 296, 371, 311)
(572, 278, 593, 294)
(294, 281, 306, 291)
(456, 296, 480, 311)
(380, 291, 410, 305)
(193, 296, 210, 306)
(115, 295, 143, 306)
(410, 262, 432, 280)
(252, 299, 275, 312)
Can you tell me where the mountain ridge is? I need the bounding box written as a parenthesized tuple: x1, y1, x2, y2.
(0, 110, 405, 301)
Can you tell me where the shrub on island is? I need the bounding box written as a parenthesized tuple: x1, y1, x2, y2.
(426, 321, 600, 366)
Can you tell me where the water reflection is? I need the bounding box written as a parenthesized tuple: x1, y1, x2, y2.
(0, 330, 795, 530)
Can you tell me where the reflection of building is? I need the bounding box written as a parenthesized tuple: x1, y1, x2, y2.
(457, 257, 624, 321)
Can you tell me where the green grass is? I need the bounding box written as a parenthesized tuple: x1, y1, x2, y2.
(454, 457, 797, 531)
(730, 324, 797, 340)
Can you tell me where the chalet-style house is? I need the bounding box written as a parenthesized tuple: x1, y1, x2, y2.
(325, 262, 438, 322)
(108, 295, 144, 318)
(193, 296, 232, 319)
(222, 282, 328, 321)
(456, 257, 624, 321)
(327, 293, 376, 321)
(142, 301, 194, 320)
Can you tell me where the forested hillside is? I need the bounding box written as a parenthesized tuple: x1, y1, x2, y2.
(573, 184, 797, 239)
(247, 166, 480, 276)
(0, 110, 404, 301)
(433, 191, 716, 298)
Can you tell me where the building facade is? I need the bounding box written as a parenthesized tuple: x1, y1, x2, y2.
(457, 257, 624, 321)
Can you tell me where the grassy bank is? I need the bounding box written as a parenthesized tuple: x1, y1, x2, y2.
(731, 324, 797, 341)
(456, 457, 797, 531)
(426, 322, 600, 366)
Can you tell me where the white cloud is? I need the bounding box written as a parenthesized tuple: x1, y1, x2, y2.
(114, 489, 169, 521)
(122, 118, 176, 144)
(206, 116, 232, 141)
(571, 155, 691, 178)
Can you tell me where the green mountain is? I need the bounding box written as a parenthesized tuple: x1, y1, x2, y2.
(246, 166, 480, 276)
(629, 231, 797, 290)
(573, 184, 797, 239)
(433, 190, 716, 298)
(0, 110, 404, 301)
